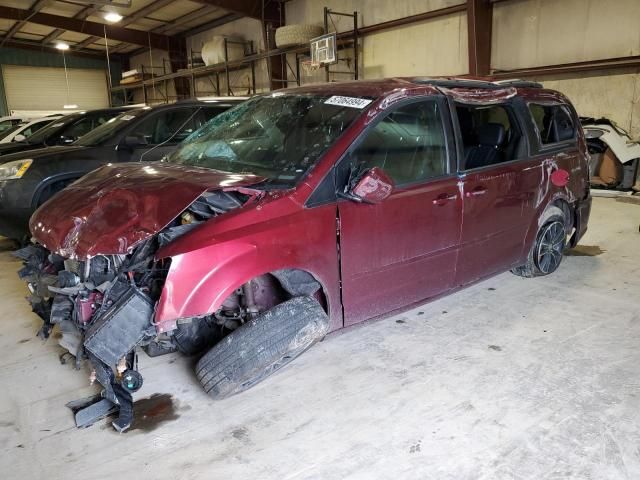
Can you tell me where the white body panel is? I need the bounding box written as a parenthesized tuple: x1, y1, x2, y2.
(585, 124, 640, 164)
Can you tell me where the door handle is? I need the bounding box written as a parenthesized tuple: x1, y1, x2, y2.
(432, 193, 458, 206)
(465, 187, 487, 198)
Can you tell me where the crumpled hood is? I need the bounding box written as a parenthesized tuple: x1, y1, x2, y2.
(30, 162, 265, 259)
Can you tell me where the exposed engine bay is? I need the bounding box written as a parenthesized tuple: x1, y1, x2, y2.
(16, 189, 317, 432)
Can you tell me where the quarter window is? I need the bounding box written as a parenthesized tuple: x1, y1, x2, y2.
(528, 103, 576, 145)
(352, 101, 448, 186)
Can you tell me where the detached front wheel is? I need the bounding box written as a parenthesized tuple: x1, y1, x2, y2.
(512, 206, 567, 278)
(195, 296, 329, 399)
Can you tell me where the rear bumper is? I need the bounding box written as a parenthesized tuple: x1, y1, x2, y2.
(570, 195, 592, 247)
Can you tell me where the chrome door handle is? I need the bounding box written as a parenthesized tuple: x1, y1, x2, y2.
(432, 193, 458, 206)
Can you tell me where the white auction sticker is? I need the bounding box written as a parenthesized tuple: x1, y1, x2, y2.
(324, 95, 372, 109)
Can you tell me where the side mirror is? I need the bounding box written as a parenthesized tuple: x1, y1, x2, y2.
(13, 134, 26, 142)
(348, 167, 394, 204)
(58, 135, 76, 145)
(123, 134, 149, 148)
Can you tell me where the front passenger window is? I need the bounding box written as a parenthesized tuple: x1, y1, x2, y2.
(352, 101, 448, 186)
(133, 109, 198, 145)
(60, 117, 96, 143)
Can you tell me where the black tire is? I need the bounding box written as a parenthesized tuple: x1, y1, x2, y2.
(512, 206, 567, 278)
(173, 318, 222, 356)
(196, 296, 329, 399)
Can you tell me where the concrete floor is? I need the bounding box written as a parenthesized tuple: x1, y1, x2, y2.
(0, 197, 639, 480)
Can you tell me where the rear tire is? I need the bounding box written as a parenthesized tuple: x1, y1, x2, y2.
(512, 206, 567, 278)
(196, 296, 329, 399)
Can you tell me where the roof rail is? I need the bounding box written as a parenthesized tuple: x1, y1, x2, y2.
(412, 77, 543, 89)
(413, 78, 502, 89)
(493, 79, 543, 88)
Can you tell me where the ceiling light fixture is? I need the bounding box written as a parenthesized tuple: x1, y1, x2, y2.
(103, 12, 123, 23)
(55, 42, 69, 50)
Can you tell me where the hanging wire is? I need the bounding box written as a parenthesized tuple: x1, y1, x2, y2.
(103, 24, 113, 103)
(148, 32, 157, 102)
(62, 50, 72, 106)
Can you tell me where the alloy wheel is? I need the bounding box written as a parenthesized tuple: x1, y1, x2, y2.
(535, 220, 565, 274)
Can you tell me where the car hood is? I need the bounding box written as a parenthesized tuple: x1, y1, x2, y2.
(0, 141, 43, 158)
(0, 145, 86, 164)
(30, 162, 265, 259)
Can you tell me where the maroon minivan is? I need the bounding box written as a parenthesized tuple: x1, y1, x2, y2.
(19, 78, 591, 431)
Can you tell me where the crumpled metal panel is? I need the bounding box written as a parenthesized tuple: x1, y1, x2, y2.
(29, 162, 264, 260)
(439, 86, 518, 104)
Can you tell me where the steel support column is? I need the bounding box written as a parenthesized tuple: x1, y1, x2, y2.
(467, 0, 492, 76)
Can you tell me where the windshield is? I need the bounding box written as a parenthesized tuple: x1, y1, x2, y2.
(165, 94, 370, 188)
(26, 115, 77, 144)
(0, 122, 26, 139)
(74, 109, 146, 147)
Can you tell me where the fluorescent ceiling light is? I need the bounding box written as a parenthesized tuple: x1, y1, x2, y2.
(63, 104, 79, 109)
(55, 42, 69, 51)
(104, 12, 123, 23)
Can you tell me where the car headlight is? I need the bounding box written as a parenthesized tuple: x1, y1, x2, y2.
(583, 128, 605, 140)
(0, 159, 33, 180)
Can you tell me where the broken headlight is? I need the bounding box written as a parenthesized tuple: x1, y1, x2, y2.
(0, 159, 33, 180)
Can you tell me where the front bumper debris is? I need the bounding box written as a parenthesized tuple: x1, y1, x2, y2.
(15, 243, 162, 432)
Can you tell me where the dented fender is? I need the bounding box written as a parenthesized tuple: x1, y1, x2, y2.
(153, 203, 342, 334)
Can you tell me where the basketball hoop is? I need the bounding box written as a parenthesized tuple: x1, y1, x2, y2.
(301, 59, 322, 76)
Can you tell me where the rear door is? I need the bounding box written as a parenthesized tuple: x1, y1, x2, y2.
(337, 97, 462, 326)
(454, 100, 542, 286)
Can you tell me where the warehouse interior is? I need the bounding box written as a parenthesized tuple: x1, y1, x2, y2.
(0, 1, 639, 479)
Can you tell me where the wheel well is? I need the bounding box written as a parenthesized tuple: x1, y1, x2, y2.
(550, 199, 574, 232)
(222, 269, 329, 316)
(34, 177, 78, 207)
(263, 269, 328, 314)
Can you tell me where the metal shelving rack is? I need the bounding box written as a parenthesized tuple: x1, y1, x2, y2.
(110, 8, 360, 105)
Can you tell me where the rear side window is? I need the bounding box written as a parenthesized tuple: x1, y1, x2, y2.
(352, 100, 448, 186)
(528, 103, 576, 145)
(456, 103, 526, 170)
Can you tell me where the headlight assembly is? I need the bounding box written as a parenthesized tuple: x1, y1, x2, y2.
(583, 128, 605, 140)
(0, 159, 33, 180)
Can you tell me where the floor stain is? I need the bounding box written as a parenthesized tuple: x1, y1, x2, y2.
(17, 338, 30, 344)
(487, 287, 496, 291)
(396, 319, 406, 324)
(566, 245, 606, 256)
(129, 394, 180, 432)
(231, 427, 249, 441)
(409, 439, 422, 453)
(488, 345, 502, 352)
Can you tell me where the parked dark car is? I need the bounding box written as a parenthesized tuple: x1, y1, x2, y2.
(18, 79, 591, 432)
(0, 99, 244, 241)
(0, 107, 131, 157)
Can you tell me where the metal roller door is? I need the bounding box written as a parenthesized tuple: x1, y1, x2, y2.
(2, 65, 108, 112)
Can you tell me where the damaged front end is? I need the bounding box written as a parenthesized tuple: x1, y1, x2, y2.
(16, 188, 253, 432)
